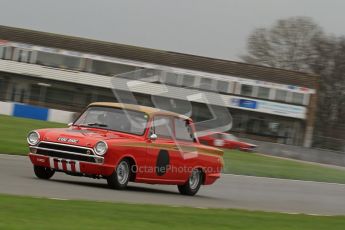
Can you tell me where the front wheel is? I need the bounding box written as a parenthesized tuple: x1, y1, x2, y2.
(107, 159, 131, 190)
(33, 165, 55, 179)
(178, 169, 203, 196)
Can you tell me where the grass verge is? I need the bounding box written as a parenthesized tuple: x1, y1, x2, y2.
(0, 115, 65, 155)
(0, 194, 344, 230)
(223, 150, 345, 184)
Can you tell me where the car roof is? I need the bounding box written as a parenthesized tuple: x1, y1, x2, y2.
(88, 102, 190, 120)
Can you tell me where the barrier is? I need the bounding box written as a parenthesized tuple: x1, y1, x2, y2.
(0, 101, 74, 124)
(240, 137, 345, 166)
(13, 103, 48, 121)
(0, 101, 13, 116)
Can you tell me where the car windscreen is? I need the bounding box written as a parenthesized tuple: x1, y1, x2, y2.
(74, 106, 148, 135)
(223, 133, 238, 141)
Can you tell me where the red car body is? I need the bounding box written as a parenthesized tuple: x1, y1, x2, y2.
(28, 103, 223, 195)
(199, 132, 257, 151)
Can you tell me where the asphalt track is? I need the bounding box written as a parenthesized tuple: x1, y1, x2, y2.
(1, 154, 345, 215)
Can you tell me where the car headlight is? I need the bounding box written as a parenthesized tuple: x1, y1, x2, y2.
(27, 131, 40, 145)
(94, 141, 108, 156)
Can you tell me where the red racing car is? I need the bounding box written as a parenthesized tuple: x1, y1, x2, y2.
(198, 132, 257, 151)
(28, 103, 223, 196)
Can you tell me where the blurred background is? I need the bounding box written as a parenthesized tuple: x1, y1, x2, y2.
(1, 2, 345, 228)
(0, 18, 344, 155)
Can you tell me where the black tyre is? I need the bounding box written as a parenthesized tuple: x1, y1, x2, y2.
(33, 165, 55, 179)
(178, 169, 203, 196)
(107, 159, 131, 190)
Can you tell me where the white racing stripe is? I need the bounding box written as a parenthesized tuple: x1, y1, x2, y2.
(66, 160, 71, 171)
(49, 158, 55, 169)
(48, 157, 79, 172)
(57, 159, 63, 170)
(75, 161, 80, 173)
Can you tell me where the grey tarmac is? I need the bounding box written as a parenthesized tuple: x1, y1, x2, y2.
(1, 154, 345, 215)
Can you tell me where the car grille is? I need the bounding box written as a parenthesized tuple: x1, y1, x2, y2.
(33, 142, 100, 163)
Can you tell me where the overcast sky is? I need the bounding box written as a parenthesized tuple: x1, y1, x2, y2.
(0, 0, 343, 61)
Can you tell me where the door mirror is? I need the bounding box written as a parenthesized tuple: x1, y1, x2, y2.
(149, 133, 158, 141)
(68, 122, 73, 127)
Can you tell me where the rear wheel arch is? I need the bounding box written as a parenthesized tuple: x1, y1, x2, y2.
(178, 167, 203, 196)
(198, 167, 206, 185)
(191, 167, 206, 185)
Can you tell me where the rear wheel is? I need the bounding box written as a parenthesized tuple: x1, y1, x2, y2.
(33, 165, 55, 179)
(178, 169, 203, 196)
(107, 159, 131, 190)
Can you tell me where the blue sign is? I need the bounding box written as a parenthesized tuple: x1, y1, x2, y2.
(239, 99, 257, 109)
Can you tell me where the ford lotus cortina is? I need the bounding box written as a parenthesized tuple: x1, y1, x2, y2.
(28, 103, 223, 196)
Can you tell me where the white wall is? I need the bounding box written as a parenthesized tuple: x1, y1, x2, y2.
(0, 101, 14, 116)
(48, 109, 75, 123)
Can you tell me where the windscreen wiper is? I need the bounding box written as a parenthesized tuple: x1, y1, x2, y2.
(87, 123, 108, 127)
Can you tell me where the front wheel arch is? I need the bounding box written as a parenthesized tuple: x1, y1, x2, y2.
(107, 157, 134, 190)
(120, 156, 137, 182)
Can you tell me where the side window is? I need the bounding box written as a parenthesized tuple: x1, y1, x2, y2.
(174, 119, 194, 142)
(153, 116, 173, 139)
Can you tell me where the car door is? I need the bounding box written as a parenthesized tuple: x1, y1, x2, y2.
(145, 115, 184, 182)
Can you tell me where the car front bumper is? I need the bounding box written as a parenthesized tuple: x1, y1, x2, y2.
(29, 153, 114, 177)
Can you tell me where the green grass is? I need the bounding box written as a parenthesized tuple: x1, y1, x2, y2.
(0, 115, 66, 155)
(223, 150, 345, 184)
(1, 114, 345, 184)
(0, 194, 344, 230)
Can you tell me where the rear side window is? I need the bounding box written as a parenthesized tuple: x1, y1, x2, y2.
(174, 119, 194, 142)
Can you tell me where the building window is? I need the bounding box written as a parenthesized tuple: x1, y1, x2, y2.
(96, 94, 117, 103)
(165, 72, 179, 85)
(275, 89, 287, 102)
(217, 80, 229, 93)
(258, 87, 270, 99)
(46, 87, 75, 105)
(241, 84, 253, 97)
(90, 60, 135, 76)
(4, 47, 13, 60)
(18, 50, 31, 63)
(135, 93, 153, 107)
(36, 52, 81, 71)
(0, 46, 4, 59)
(182, 75, 195, 87)
(200, 78, 212, 90)
(292, 92, 304, 105)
